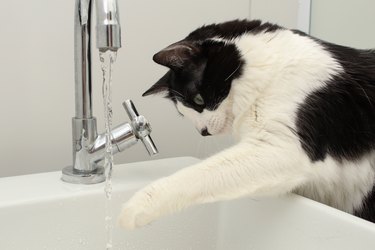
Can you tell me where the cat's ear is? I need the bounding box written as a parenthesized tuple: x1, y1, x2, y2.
(153, 41, 201, 70)
(142, 71, 170, 97)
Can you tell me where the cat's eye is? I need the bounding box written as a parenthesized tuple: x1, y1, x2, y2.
(193, 94, 205, 106)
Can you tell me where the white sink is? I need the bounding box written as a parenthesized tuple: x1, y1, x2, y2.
(0, 157, 374, 250)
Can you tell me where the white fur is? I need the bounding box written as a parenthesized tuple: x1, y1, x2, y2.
(176, 97, 233, 135)
(119, 30, 375, 229)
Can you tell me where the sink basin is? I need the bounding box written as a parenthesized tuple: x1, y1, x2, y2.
(0, 157, 374, 250)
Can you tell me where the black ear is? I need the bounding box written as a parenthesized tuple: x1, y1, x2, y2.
(153, 41, 201, 70)
(142, 71, 171, 97)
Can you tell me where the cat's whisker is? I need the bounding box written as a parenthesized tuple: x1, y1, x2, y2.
(212, 96, 226, 110)
(224, 63, 242, 81)
(168, 89, 185, 99)
(211, 137, 223, 153)
(195, 136, 205, 159)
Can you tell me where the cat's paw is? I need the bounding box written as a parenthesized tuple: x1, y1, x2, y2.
(118, 201, 155, 230)
(118, 186, 162, 230)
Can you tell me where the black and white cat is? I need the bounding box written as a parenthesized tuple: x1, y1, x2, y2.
(119, 20, 375, 229)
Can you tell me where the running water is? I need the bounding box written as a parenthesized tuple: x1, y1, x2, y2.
(99, 50, 117, 250)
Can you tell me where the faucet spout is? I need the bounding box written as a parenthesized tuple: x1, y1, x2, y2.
(96, 0, 121, 51)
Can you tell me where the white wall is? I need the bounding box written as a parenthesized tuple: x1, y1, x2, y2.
(0, 0, 303, 177)
(310, 0, 375, 49)
(251, 0, 299, 29)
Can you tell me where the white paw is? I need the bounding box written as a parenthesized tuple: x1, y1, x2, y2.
(118, 177, 180, 230)
(118, 201, 155, 230)
(118, 188, 161, 230)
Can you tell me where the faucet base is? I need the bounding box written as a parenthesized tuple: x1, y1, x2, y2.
(61, 166, 105, 184)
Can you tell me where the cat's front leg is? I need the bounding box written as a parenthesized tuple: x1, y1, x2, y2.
(119, 141, 311, 230)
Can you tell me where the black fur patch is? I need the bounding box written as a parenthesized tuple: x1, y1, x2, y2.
(164, 41, 243, 112)
(355, 185, 375, 223)
(186, 19, 283, 41)
(199, 40, 244, 110)
(296, 42, 375, 162)
(145, 41, 244, 113)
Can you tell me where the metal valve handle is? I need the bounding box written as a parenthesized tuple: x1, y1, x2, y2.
(122, 100, 158, 156)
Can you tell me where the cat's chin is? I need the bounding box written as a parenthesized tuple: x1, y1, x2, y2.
(208, 125, 232, 136)
(211, 116, 233, 136)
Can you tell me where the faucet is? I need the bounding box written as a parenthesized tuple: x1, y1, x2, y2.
(61, 0, 158, 184)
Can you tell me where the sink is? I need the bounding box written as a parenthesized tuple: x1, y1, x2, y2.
(0, 157, 375, 250)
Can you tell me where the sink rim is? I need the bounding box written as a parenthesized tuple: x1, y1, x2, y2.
(0, 156, 374, 230)
(0, 157, 198, 208)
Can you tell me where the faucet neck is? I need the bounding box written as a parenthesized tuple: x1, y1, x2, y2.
(74, 0, 121, 119)
(74, 0, 93, 119)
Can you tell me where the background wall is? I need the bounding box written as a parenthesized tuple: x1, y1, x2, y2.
(0, 0, 302, 177)
(251, 0, 301, 30)
(310, 0, 375, 49)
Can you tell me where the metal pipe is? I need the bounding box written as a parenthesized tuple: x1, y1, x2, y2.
(74, 0, 93, 119)
(63, 1, 157, 184)
(74, 0, 121, 119)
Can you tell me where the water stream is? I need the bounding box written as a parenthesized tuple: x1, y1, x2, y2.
(99, 50, 117, 250)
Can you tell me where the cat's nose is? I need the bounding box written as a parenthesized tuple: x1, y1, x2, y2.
(200, 128, 211, 136)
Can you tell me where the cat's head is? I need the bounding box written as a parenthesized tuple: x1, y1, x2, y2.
(143, 22, 246, 136)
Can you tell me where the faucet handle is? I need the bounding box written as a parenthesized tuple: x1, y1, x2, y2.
(122, 100, 158, 156)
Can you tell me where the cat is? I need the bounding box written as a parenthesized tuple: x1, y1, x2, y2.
(119, 19, 375, 229)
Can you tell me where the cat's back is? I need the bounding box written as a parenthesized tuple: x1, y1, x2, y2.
(293, 29, 375, 223)
(318, 39, 375, 82)
(295, 38, 375, 162)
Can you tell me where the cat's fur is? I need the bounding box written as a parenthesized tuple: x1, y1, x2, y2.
(119, 20, 375, 229)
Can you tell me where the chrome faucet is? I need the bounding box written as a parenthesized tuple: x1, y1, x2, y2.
(62, 0, 158, 184)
